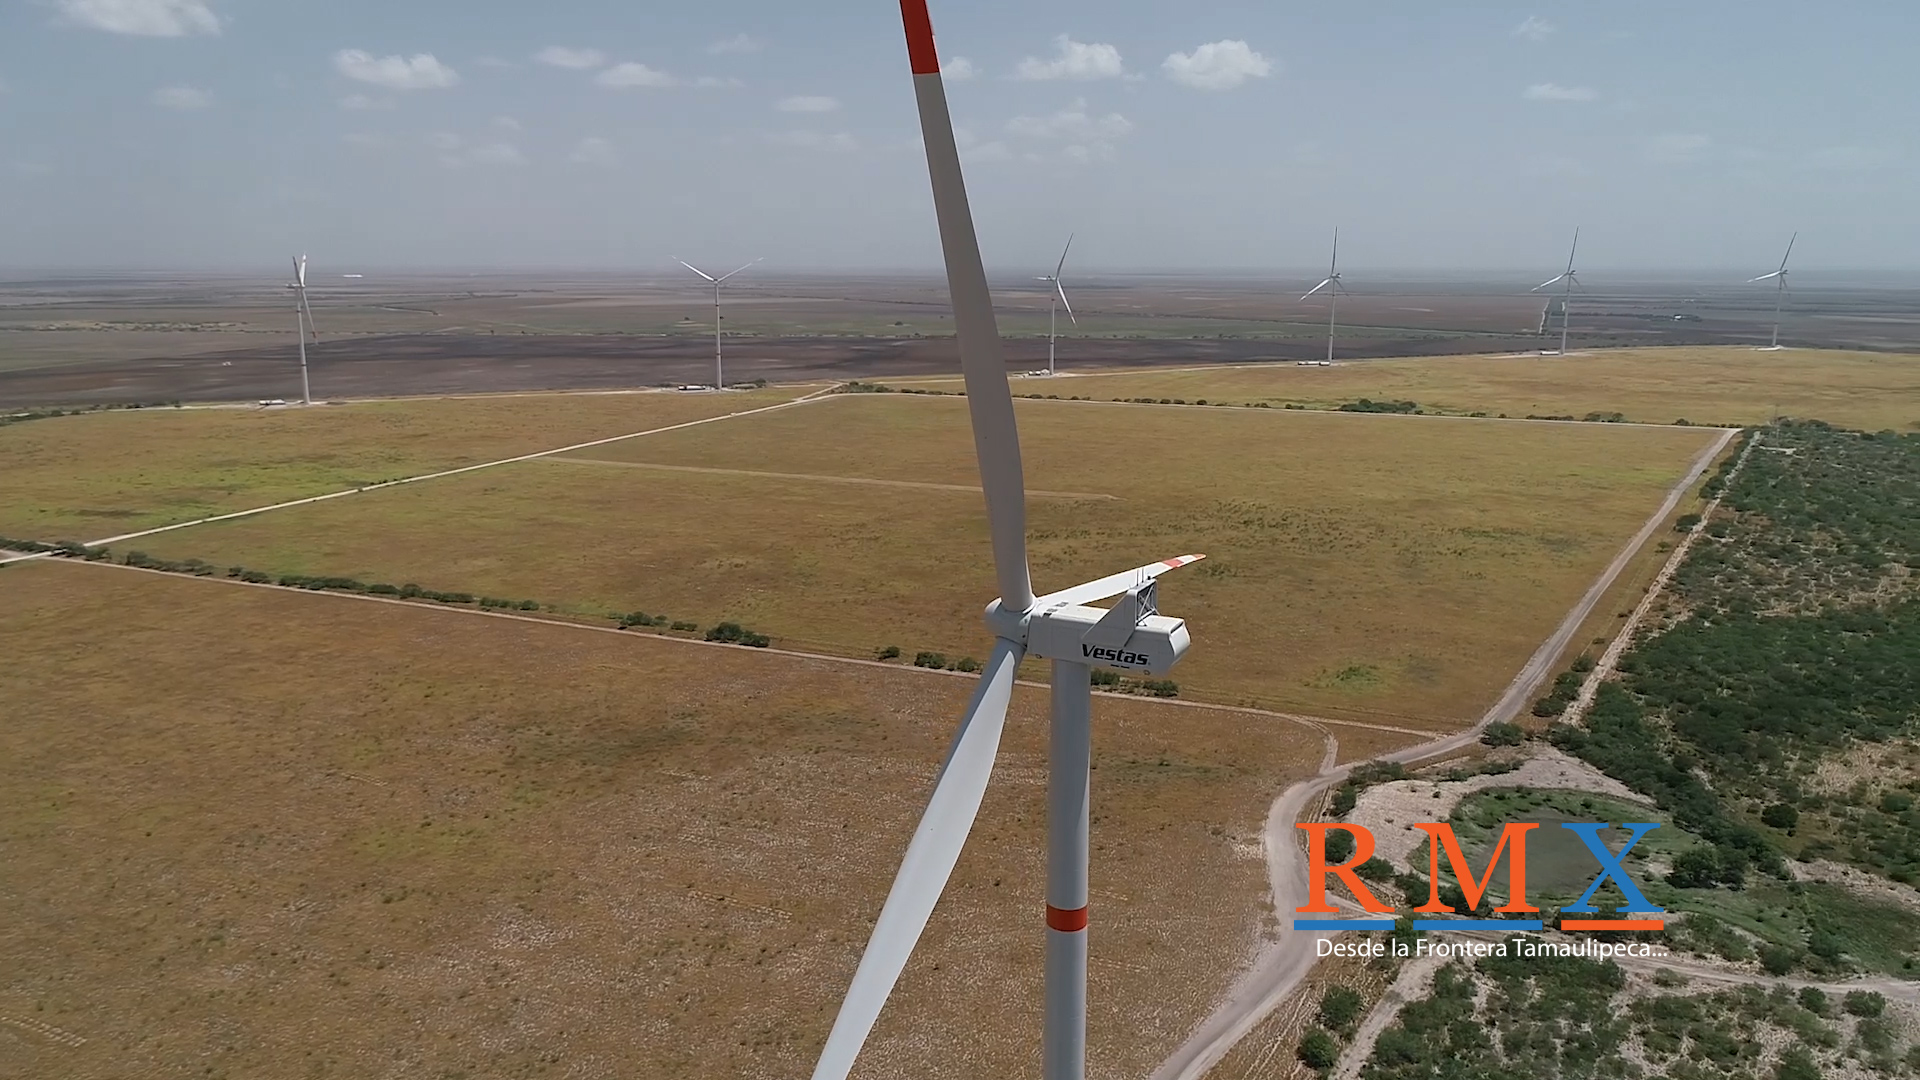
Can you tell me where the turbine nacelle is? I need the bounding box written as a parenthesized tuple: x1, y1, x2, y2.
(983, 554, 1204, 677)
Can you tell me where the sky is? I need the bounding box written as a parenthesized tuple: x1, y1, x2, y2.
(0, 0, 1916, 274)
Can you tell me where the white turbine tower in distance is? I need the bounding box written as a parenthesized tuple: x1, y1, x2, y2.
(1749, 232, 1797, 351)
(1301, 228, 1346, 364)
(1035, 234, 1076, 377)
(1531, 227, 1581, 356)
(285, 255, 319, 405)
(807, 4, 1203, 1079)
(675, 257, 762, 390)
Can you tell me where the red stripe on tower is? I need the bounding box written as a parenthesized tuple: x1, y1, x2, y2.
(1046, 904, 1089, 932)
(900, 0, 940, 75)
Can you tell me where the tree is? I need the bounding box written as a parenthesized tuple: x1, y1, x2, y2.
(876, 645, 901, 660)
(1843, 990, 1886, 1018)
(1481, 722, 1524, 747)
(1668, 847, 1721, 889)
(1761, 802, 1799, 830)
(1775, 1046, 1822, 1080)
(1296, 1028, 1339, 1072)
(1324, 829, 1356, 864)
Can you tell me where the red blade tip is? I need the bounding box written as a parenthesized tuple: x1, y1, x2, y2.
(900, 0, 940, 75)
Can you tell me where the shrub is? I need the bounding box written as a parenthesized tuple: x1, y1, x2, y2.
(1481, 722, 1524, 747)
(1760, 802, 1799, 830)
(1140, 678, 1179, 697)
(706, 622, 745, 643)
(1355, 857, 1396, 882)
(1797, 987, 1828, 1015)
(1674, 513, 1703, 533)
(955, 656, 979, 673)
(914, 651, 948, 669)
(877, 645, 901, 660)
(670, 621, 698, 632)
(1296, 1029, 1339, 1072)
(518, 600, 539, 610)
(1317, 985, 1364, 1033)
(1842, 990, 1885, 1018)
(1324, 830, 1356, 864)
(1758, 945, 1797, 976)
(1090, 669, 1120, 686)
(367, 583, 400, 596)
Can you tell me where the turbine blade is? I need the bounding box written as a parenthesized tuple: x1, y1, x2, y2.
(677, 260, 717, 282)
(808, 638, 1024, 1080)
(1532, 274, 1566, 292)
(1057, 281, 1076, 326)
(294, 255, 307, 287)
(1566, 227, 1579, 273)
(299, 289, 319, 342)
(1749, 271, 1782, 283)
(1054, 233, 1073, 280)
(902, 0, 1032, 612)
(1036, 554, 1205, 608)
(1329, 227, 1339, 276)
(1301, 278, 1332, 300)
(1779, 232, 1796, 272)
(717, 257, 764, 283)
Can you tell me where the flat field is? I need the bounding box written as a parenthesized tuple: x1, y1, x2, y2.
(954, 347, 1920, 432)
(0, 559, 1342, 1080)
(121, 394, 1722, 724)
(0, 388, 808, 541)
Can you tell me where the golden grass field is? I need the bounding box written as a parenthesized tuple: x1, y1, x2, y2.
(0, 559, 1359, 1080)
(907, 346, 1920, 432)
(118, 393, 1722, 725)
(0, 388, 811, 542)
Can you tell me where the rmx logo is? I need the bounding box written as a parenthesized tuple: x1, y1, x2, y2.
(1292, 821, 1666, 933)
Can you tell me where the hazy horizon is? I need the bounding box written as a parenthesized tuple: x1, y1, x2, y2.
(2, 0, 1915, 274)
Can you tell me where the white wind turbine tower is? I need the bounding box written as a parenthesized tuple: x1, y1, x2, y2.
(285, 255, 319, 405)
(675, 257, 763, 389)
(1035, 234, 1077, 376)
(1531, 227, 1581, 356)
(1300, 228, 1345, 364)
(807, 4, 1203, 1079)
(1749, 232, 1796, 350)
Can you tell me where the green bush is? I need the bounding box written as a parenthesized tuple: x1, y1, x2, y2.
(1842, 990, 1885, 1017)
(955, 656, 979, 673)
(877, 645, 901, 660)
(670, 621, 698, 632)
(1296, 1028, 1339, 1071)
(1090, 669, 1120, 686)
(914, 651, 948, 669)
(1318, 985, 1364, 1033)
(1481, 722, 1524, 747)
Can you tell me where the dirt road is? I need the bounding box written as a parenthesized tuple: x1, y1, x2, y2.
(1148, 425, 1741, 1080)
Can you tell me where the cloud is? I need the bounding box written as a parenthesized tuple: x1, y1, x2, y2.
(151, 85, 211, 110)
(1007, 97, 1133, 160)
(776, 95, 840, 113)
(1523, 82, 1596, 102)
(570, 136, 615, 164)
(1645, 132, 1711, 163)
(954, 127, 1011, 163)
(1162, 40, 1273, 90)
(534, 46, 606, 70)
(708, 33, 762, 55)
(334, 50, 460, 91)
(428, 132, 523, 168)
(55, 0, 218, 37)
(1016, 36, 1124, 81)
(943, 56, 977, 81)
(596, 62, 676, 88)
(1513, 16, 1555, 42)
(338, 93, 393, 110)
(493, 115, 522, 131)
(768, 130, 859, 152)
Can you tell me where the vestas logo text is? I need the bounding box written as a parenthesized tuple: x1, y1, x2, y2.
(1293, 820, 1667, 933)
(1082, 644, 1151, 666)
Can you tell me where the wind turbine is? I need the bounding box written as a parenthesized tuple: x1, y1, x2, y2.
(285, 255, 319, 405)
(1749, 232, 1796, 350)
(675, 257, 762, 389)
(1300, 228, 1345, 364)
(1531, 227, 1581, 356)
(1035, 235, 1076, 376)
(807, 4, 1203, 1079)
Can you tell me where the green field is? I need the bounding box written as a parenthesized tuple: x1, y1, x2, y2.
(906, 346, 1920, 432)
(0, 388, 811, 541)
(113, 393, 1721, 723)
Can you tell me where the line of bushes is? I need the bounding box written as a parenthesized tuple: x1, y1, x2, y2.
(0, 400, 184, 429)
(0, 536, 111, 559)
(871, 644, 1179, 695)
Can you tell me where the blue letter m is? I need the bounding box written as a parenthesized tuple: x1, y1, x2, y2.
(1562, 823, 1665, 913)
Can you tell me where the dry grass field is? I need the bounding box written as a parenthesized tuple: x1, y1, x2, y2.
(0, 559, 1342, 1080)
(118, 394, 1721, 725)
(0, 388, 810, 542)
(910, 346, 1920, 432)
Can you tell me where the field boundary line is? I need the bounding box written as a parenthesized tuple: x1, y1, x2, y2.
(832, 386, 1741, 433)
(36, 557, 1438, 742)
(0, 386, 840, 567)
(542, 455, 1119, 500)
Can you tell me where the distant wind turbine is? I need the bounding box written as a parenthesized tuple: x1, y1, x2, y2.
(1300, 228, 1345, 364)
(1531, 227, 1581, 356)
(1748, 232, 1796, 351)
(676, 257, 763, 389)
(284, 255, 319, 405)
(1035, 235, 1076, 376)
